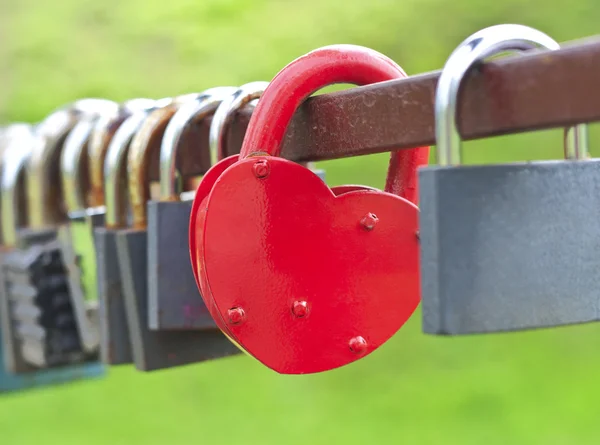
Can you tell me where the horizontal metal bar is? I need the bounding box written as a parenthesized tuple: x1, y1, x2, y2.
(166, 35, 600, 179)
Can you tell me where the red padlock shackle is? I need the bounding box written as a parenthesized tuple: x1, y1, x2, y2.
(238, 44, 429, 203)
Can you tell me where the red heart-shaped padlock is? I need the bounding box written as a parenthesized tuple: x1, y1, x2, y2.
(189, 44, 429, 373)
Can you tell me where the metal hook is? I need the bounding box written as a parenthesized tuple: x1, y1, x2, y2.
(158, 86, 239, 201)
(209, 81, 269, 166)
(435, 24, 588, 166)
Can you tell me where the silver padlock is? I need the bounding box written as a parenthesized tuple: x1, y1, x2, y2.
(59, 99, 155, 366)
(419, 24, 594, 336)
(116, 92, 239, 371)
(148, 85, 251, 330)
(94, 99, 167, 365)
(57, 100, 119, 356)
(0, 123, 105, 388)
(0, 124, 36, 373)
(5, 100, 115, 369)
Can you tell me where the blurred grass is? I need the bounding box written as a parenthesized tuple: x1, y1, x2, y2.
(2, 0, 600, 444)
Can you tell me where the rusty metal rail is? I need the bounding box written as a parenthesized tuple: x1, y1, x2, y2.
(154, 36, 600, 179)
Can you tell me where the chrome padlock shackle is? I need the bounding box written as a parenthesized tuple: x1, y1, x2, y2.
(1, 123, 36, 246)
(104, 96, 182, 227)
(208, 82, 268, 166)
(88, 99, 157, 209)
(127, 93, 212, 228)
(26, 98, 119, 228)
(158, 86, 239, 201)
(104, 100, 169, 228)
(61, 102, 120, 217)
(436, 24, 588, 166)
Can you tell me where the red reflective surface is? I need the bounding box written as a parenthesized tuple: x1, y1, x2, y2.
(189, 44, 429, 373)
(200, 158, 420, 374)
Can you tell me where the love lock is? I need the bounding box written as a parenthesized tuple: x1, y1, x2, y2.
(1, 99, 114, 370)
(0, 124, 104, 391)
(94, 100, 168, 365)
(116, 93, 238, 371)
(57, 100, 120, 356)
(0, 123, 36, 373)
(147, 86, 237, 330)
(190, 45, 430, 374)
(148, 85, 260, 330)
(419, 24, 594, 335)
(59, 99, 156, 364)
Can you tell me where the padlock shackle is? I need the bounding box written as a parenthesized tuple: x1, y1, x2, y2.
(127, 94, 206, 228)
(209, 82, 268, 166)
(238, 45, 411, 161)
(61, 102, 119, 216)
(104, 111, 151, 228)
(88, 99, 156, 209)
(435, 24, 588, 166)
(128, 106, 178, 229)
(159, 87, 238, 201)
(61, 118, 97, 215)
(238, 45, 429, 203)
(1, 124, 35, 246)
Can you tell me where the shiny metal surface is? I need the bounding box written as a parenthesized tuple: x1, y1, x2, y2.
(88, 99, 156, 209)
(158, 87, 237, 201)
(435, 24, 588, 166)
(26, 99, 118, 228)
(103, 111, 152, 228)
(0, 124, 35, 246)
(61, 105, 119, 216)
(208, 82, 268, 166)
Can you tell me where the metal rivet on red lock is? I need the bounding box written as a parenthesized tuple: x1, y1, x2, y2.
(227, 307, 246, 325)
(190, 45, 430, 374)
(253, 159, 270, 179)
(360, 213, 379, 231)
(291, 301, 309, 318)
(188, 82, 269, 342)
(349, 336, 368, 354)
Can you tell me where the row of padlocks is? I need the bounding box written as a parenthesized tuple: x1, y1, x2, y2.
(1, 23, 593, 391)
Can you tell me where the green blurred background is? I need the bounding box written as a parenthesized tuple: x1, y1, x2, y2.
(1, 0, 600, 444)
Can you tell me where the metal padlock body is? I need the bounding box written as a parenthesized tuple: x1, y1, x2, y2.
(116, 95, 238, 371)
(190, 45, 429, 374)
(419, 25, 595, 336)
(420, 160, 600, 335)
(4, 231, 91, 368)
(148, 87, 238, 331)
(94, 106, 161, 365)
(189, 155, 372, 340)
(60, 99, 156, 365)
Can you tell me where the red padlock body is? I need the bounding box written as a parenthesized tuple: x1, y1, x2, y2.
(198, 156, 420, 374)
(191, 168, 380, 346)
